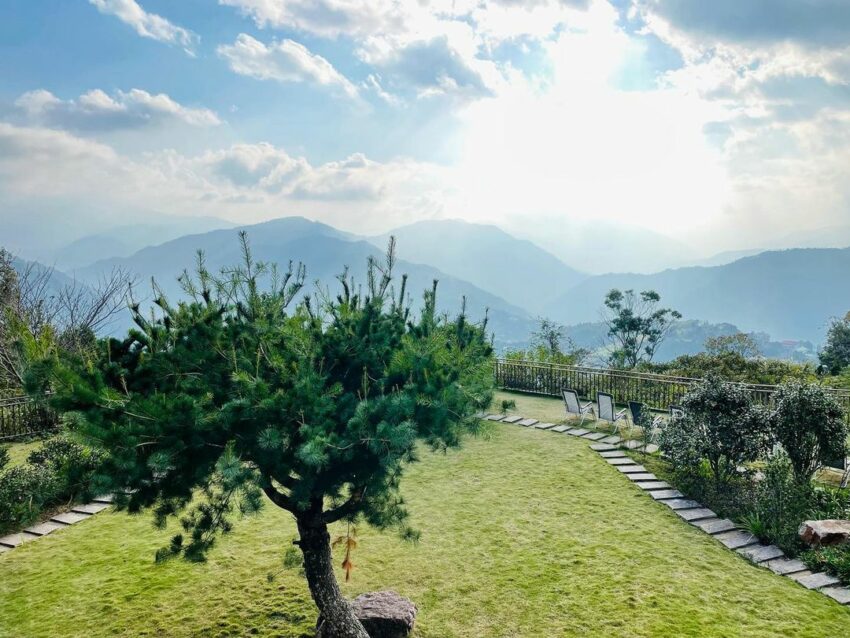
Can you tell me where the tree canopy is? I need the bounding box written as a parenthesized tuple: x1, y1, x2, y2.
(28, 235, 494, 637)
(602, 289, 681, 369)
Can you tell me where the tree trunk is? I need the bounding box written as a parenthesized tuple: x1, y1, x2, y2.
(297, 516, 370, 638)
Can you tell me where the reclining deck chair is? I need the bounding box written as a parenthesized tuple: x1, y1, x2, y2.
(597, 392, 628, 433)
(562, 388, 594, 425)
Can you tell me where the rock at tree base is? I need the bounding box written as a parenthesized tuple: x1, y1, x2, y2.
(799, 520, 850, 547)
(317, 591, 416, 638)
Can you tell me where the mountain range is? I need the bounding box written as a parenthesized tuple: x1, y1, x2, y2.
(8, 215, 850, 356)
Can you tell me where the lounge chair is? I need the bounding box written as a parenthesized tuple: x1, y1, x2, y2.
(628, 401, 664, 443)
(597, 392, 627, 432)
(562, 388, 594, 425)
(669, 404, 686, 420)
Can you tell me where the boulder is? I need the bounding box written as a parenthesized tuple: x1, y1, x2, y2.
(799, 520, 850, 547)
(317, 591, 417, 638)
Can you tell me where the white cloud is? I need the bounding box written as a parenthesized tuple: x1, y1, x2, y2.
(14, 88, 222, 129)
(217, 34, 360, 99)
(88, 0, 198, 55)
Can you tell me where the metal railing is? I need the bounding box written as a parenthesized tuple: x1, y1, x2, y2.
(494, 359, 850, 420)
(0, 395, 58, 441)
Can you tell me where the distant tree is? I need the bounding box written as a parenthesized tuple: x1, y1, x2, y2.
(28, 236, 494, 638)
(504, 317, 589, 366)
(601, 289, 681, 369)
(770, 381, 847, 483)
(531, 317, 565, 357)
(0, 248, 132, 389)
(820, 313, 850, 375)
(704, 333, 761, 359)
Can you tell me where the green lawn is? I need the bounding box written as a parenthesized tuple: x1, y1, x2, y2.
(1, 392, 849, 637)
(2, 440, 41, 468)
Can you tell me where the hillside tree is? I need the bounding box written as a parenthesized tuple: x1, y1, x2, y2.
(27, 235, 494, 637)
(820, 312, 850, 375)
(601, 289, 681, 369)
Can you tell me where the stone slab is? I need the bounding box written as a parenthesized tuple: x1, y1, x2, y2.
(567, 428, 590, 437)
(534, 422, 555, 430)
(589, 443, 616, 451)
(599, 451, 627, 458)
(649, 489, 685, 500)
(622, 440, 643, 450)
(636, 481, 672, 491)
(765, 558, 808, 576)
(0, 532, 39, 548)
(662, 498, 703, 511)
(501, 416, 523, 424)
(738, 544, 784, 564)
(794, 572, 841, 590)
(93, 494, 114, 504)
(643, 444, 660, 454)
(821, 586, 850, 605)
(601, 436, 622, 445)
(616, 465, 648, 474)
(715, 530, 759, 550)
(692, 518, 737, 535)
(518, 418, 539, 427)
(582, 432, 607, 441)
(626, 473, 658, 482)
(485, 414, 505, 421)
(551, 425, 570, 433)
(676, 507, 717, 522)
(606, 457, 635, 465)
(51, 511, 90, 525)
(72, 503, 110, 515)
(24, 521, 65, 536)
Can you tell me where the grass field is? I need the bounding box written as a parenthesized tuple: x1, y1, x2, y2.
(2, 440, 41, 468)
(1, 391, 849, 637)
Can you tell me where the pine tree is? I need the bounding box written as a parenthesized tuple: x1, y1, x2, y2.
(28, 234, 494, 637)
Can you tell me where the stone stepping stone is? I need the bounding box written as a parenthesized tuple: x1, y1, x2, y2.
(518, 418, 539, 427)
(0, 532, 39, 548)
(692, 518, 736, 535)
(589, 443, 616, 452)
(765, 558, 808, 576)
(616, 465, 648, 474)
(485, 414, 505, 421)
(662, 498, 702, 511)
(474, 412, 488, 418)
(600, 436, 622, 445)
(793, 572, 841, 590)
(502, 416, 523, 424)
(636, 481, 672, 491)
(714, 530, 759, 550)
(606, 457, 635, 466)
(534, 422, 555, 430)
(821, 586, 850, 605)
(93, 494, 114, 504)
(24, 521, 65, 537)
(551, 425, 570, 433)
(599, 451, 627, 458)
(626, 473, 657, 482)
(51, 511, 91, 525)
(676, 507, 717, 522)
(582, 432, 607, 441)
(738, 544, 784, 564)
(622, 440, 643, 450)
(649, 489, 684, 500)
(72, 503, 110, 515)
(567, 428, 590, 437)
(643, 444, 660, 454)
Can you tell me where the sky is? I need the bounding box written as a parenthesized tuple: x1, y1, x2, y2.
(1, 0, 850, 260)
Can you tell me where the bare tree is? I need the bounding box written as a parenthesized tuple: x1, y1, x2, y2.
(0, 248, 133, 388)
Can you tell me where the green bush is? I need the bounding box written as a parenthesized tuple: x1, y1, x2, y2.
(802, 545, 850, 586)
(0, 445, 8, 472)
(0, 435, 105, 534)
(771, 381, 848, 482)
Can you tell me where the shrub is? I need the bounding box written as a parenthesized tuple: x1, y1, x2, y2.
(0, 463, 60, 533)
(771, 381, 848, 482)
(0, 445, 8, 471)
(802, 545, 850, 586)
(500, 399, 516, 414)
(27, 435, 104, 500)
(660, 375, 771, 487)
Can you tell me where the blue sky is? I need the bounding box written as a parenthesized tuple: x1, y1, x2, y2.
(1, 0, 849, 260)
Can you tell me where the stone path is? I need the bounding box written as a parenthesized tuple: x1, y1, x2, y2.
(483, 411, 850, 608)
(0, 494, 113, 555)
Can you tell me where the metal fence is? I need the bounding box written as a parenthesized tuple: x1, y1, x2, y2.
(494, 359, 850, 421)
(0, 395, 58, 441)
